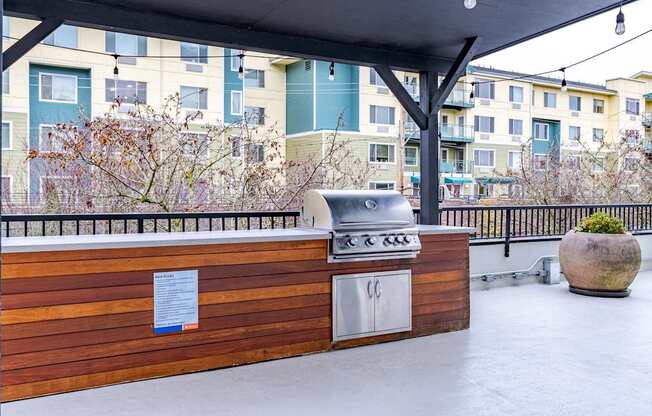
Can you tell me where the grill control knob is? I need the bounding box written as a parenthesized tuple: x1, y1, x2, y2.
(403, 235, 412, 244)
(392, 236, 401, 245)
(383, 236, 393, 246)
(347, 237, 360, 247)
(366, 236, 378, 246)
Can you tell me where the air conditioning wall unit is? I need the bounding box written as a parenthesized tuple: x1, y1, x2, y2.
(376, 126, 390, 133)
(480, 99, 491, 106)
(480, 134, 490, 140)
(186, 64, 204, 73)
(511, 103, 521, 110)
(377, 87, 389, 95)
(571, 111, 579, 117)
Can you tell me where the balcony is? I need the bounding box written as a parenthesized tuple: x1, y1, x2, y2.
(440, 124, 474, 143)
(440, 159, 473, 175)
(443, 85, 474, 109)
(643, 112, 652, 128)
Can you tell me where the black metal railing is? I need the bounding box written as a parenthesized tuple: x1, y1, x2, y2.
(1, 211, 300, 238)
(3, 204, 652, 258)
(431, 204, 652, 256)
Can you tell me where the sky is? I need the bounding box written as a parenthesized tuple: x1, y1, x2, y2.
(471, 0, 652, 85)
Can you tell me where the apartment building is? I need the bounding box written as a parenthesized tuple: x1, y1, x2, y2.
(0, 17, 286, 205)
(2, 16, 651, 204)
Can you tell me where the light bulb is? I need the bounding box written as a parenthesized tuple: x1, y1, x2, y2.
(615, 8, 625, 35)
(560, 68, 567, 92)
(328, 62, 335, 81)
(238, 65, 244, 80)
(112, 54, 119, 81)
(464, 0, 477, 9)
(469, 83, 475, 100)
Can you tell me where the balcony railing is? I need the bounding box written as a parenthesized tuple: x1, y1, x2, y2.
(643, 113, 652, 128)
(440, 160, 473, 174)
(443, 86, 474, 108)
(440, 124, 474, 143)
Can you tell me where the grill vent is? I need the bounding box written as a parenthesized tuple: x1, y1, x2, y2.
(305, 61, 312, 71)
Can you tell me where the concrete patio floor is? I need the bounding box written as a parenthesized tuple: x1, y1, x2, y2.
(4, 272, 652, 416)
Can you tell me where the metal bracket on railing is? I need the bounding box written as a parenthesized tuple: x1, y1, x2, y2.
(504, 208, 512, 257)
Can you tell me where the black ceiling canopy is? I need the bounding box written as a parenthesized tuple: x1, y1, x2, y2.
(3, 0, 637, 73)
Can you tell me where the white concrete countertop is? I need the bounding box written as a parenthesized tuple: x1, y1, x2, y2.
(0, 225, 475, 253)
(418, 225, 476, 235)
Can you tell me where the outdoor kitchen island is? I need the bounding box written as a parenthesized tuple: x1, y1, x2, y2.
(0, 224, 474, 401)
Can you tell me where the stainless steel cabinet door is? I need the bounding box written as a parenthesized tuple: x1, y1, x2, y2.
(373, 271, 412, 333)
(333, 274, 374, 340)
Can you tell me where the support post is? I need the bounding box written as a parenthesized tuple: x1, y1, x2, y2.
(2, 17, 63, 71)
(419, 71, 439, 225)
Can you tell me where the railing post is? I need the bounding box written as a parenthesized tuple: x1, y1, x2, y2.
(137, 218, 144, 233)
(504, 208, 512, 257)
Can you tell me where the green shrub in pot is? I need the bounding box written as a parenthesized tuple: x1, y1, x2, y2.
(574, 212, 625, 234)
(560, 212, 640, 297)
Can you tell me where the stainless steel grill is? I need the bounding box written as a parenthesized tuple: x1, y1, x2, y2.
(302, 190, 421, 262)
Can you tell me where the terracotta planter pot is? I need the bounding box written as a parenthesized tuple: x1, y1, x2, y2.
(559, 230, 641, 297)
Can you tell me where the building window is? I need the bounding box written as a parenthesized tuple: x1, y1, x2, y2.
(569, 95, 582, 112)
(474, 79, 495, 100)
(567, 155, 581, 170)
(230, 50, 244, 72)
(508, 151, 521, 169)
(105, 32, 147, 58)
(248, 144, 265, 163)
(369, 143, 396, 163)
(180, 42, 208, 64)
(509, 86, 523, 103)
(369, 181, 395, 191)
(593, 128, 604, 142)
(40, 73, 77, 103)
(369, 69, 387, 87)
(3, 70, 9, 95)
(405, 147, 418, 166)
(626, 98, 640, 115)
(369, 105, 395, 125)
(508, 119, 523, 135)
(2, 122, 10, 150)
(180, 132, 209, 162)
(180, 86, 207, 110)
(474, 149, 495, 168)
(569, 126, 581, 142)
(230, 136, 242, 157)
(624, 157, 639, 172)
(592, 157, 604, 173)
(474, 116, 494, 133)
(230, 90, 243, 115)
(105, 79, 147, 104)
(533, 122, 549, 141)
(43, 25, 78, 48)
(39, 124, 64, 152)
(244, 106, 265, 125)
(1, 176, 10, 199)
(593, 99, 604, 114)
(2, 16, 9, 37)
(244, 69, 265, 88)
(544, 92, 556, 108)
(533, 154, 548, 171)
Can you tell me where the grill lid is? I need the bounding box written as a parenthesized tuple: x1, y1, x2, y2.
(302, 190, 416, 231)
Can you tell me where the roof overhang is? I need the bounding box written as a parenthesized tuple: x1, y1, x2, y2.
(3, 0, 637, 74)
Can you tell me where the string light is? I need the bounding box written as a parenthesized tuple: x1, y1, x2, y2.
(615, 3, 625, 35)
(463, 0, 477, 9)
(328, 62, 335, 81)
(238, 53, 245, 80)
(560, 68, 568, 92)
(469, 82, 475, 100)
(112, 54, 119, 80)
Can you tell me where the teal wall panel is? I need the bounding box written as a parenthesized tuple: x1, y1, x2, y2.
(224, 48, 244, 124)
(315, 61, 359, 132)
(28, 64, 91, 201)
(286, 60, 314, 135)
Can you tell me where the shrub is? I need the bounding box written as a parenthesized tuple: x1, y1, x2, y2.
(575, 212, 626, 234)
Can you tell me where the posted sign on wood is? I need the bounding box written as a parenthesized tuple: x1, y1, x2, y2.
(153, 270, 199, 334)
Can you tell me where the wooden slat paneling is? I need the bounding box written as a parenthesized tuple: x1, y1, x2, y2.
(0, 232, 470, 401)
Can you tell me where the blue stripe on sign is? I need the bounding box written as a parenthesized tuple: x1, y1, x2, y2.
(154, 325, 183, 335)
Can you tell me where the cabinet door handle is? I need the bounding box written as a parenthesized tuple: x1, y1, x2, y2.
(367, 280, 374, 298)
(374, 279, 382, 298)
